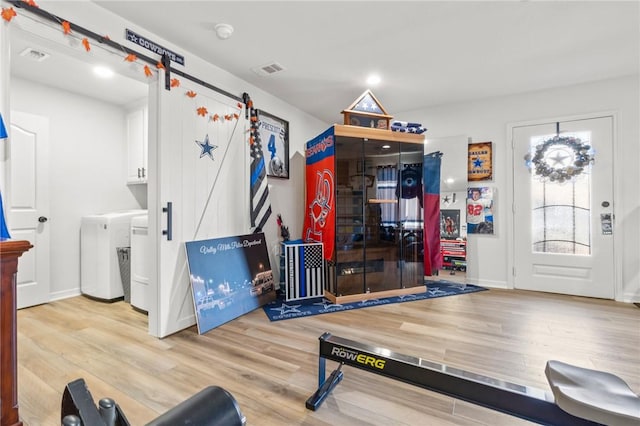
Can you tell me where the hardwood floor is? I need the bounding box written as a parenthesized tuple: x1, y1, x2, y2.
(16, 289, 640, 425)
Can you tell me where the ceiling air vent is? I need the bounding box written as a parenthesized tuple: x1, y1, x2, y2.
(251, 61, 286, 76)
(19, 47, 51, 62)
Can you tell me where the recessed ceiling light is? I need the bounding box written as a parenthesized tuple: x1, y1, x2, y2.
(446, 178, 455, 184)
(93, 66, 114, 79)
(382, 144, 391, 149)
(367, 74, 381, 85)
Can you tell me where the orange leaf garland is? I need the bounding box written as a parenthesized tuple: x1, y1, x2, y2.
(143, 65, 153, 77)
(186, 91, 197, 98)
(197, 107, 208, 117)
(23, 0, 39, 7)
(249, 135, 255, 145)
(156, 61, 165, 70)
(124, 53, 137, 62)
(247, 100, 253, 108)
(224, 114, 232, 121)
(250, 115, 258, 122)
(237, 102, 243, 109)
(1, 7, 17, 22)
(82, 38, 90, 52)
(233, 113, 239, 120)
(170, 78, 180, 88)
(61, 21, 71, 35)
(212, 114, 220, 122)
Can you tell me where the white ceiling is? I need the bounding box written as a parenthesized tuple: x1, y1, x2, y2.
(10, 1, 640, 123)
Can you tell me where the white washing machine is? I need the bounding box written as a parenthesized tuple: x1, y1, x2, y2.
(130, 214, 150, 312)
(80, 210, 147, 301)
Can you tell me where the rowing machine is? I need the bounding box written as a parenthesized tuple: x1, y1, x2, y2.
(306, 333, 639, 425)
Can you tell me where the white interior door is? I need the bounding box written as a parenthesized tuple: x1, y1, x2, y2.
(512, 116, 614, 298)
(8, 111, 51, 308)
(149, 75, 250, 338)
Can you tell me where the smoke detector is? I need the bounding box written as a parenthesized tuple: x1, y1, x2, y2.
(251, 61, 287, 76)
(214, 23, 234, 40)
(19, 47, 50, 62)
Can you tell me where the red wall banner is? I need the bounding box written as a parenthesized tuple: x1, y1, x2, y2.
(303, 127, 336, 260)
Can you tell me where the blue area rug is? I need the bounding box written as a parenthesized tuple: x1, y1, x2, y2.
(262, 281, 487, 321)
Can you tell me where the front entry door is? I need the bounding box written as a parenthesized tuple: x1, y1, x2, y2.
(8, 111, 51, 308)
(512, 116, 614, 298)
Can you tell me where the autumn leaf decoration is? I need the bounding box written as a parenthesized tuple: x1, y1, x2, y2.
(142, 65, 152, 77)
(197, 107, 208, 117)
(1, 7, 17, 21)
(82, 38, 90, 52)
(170, 78, 180, 88)
(61, 21, 71, 35)
(124, 53, 137, 62)
(156, 61, 165, 70)
(211, 114, 220, 122)
(23, 0, 39, 7)
(186, 91, 197, 98)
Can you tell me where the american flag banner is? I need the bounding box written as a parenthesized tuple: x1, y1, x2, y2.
(284, 242, 324, 301)
(249, 107, 272, 232)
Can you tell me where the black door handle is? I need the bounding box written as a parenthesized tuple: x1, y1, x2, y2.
(38, 216, 48, 223)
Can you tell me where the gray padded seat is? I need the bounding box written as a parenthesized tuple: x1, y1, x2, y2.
(545, 360, 640, 426)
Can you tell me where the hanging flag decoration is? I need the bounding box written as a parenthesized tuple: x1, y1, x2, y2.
(4, 1, 246, 119)
(423, 151, 443, 275)
(0, 190, 10, 239)
(195, 134, 218, 160)
(248, 103, 272, 233)
(302, 127, 336, 260)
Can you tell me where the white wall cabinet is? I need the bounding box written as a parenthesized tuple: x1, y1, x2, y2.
(126, 105, 148, 184)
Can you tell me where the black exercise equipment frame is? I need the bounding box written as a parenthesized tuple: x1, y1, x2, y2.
(306, 333, 600, 426)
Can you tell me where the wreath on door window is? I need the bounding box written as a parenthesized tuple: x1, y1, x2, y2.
(524, 135, 594, 183)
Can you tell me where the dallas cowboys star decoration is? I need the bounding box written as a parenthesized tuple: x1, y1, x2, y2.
(270, 302, 302, 315)
(195, 134, 218, 160)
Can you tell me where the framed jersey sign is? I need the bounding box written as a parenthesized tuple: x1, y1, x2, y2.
(258, 110, 289, 179)
(466, 187, 494, 235)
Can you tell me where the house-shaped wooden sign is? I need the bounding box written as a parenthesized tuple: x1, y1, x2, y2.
(341, 89, 393, 130)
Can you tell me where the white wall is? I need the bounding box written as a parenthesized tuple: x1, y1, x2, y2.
(399, 75, 640, 301)
(10, 78, 146, 299)
(4, 1, 328, 306)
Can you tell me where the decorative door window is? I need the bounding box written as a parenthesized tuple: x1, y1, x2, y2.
(527, 131, 593, 254)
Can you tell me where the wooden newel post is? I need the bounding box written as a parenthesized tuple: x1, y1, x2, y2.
(1, 239, 33, 426)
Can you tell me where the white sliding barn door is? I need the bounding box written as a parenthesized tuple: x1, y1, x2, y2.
(148, 75, 250, 338)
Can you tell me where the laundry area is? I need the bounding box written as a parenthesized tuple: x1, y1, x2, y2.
(7, 25, 152, 317)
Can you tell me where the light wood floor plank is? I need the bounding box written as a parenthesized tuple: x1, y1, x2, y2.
(16, 288, 640, 425)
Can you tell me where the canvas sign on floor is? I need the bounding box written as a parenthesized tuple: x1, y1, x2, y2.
(185, 232, 276, 334)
